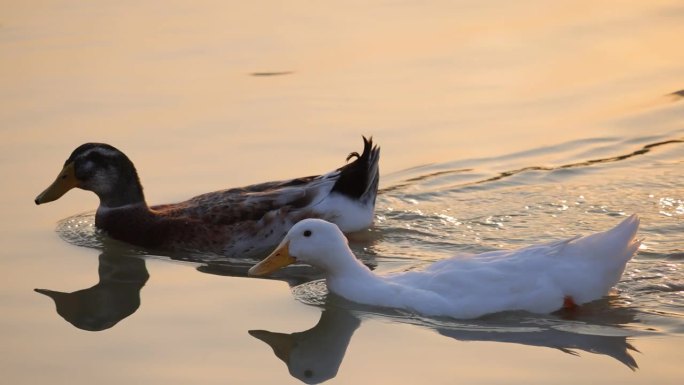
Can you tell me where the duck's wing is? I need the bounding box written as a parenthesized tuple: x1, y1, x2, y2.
(220, 175, 319, 194)
(153, 136, 380, 228)
(154, 175, 338, 225)
(425, 214, 640, 270)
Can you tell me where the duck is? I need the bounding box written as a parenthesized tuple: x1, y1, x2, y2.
(35, 137, 380, 257)
(248, 215, 641, 319)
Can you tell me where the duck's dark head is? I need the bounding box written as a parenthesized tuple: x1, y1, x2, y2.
(35, 143, 146, 208)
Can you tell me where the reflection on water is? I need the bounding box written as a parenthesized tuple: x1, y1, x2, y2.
(35, 252, 148, 331)
(251, 298, 642, 384)
(250, 308, 360, 384)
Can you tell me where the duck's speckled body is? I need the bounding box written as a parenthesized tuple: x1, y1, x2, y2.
(36, 138, 380, 257)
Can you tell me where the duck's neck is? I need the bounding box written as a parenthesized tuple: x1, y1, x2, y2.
(322, 247, 390, 303)
(94, 202, 162, 248)
(94, 174, 151, 232)
(96, 201, 149, 218)
(96, 178, 147, 209)
(93, 171, 152, 231)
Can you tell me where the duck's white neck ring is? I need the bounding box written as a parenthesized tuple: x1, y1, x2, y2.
(97, 202, 147, 214)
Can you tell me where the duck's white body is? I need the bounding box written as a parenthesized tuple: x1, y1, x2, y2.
(249, 215, 641, 319)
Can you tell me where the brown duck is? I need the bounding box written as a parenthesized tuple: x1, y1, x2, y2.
(35, 137, 380, 257)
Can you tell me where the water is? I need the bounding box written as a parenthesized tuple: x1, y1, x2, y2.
(2, 1, 684, 384)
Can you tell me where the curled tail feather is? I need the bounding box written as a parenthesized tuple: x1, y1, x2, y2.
(331, 136, 380, 203)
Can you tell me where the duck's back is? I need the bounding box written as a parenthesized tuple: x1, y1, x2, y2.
(388, 215, 641, 318)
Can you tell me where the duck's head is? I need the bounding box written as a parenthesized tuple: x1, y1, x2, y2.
(248, 219, 351, 276)
(35, 143, 145, 208)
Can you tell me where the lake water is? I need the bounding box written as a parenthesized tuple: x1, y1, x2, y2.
(2, 1, 683, 384)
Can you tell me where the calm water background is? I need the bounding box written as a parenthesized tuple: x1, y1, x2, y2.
(1, 1, 683, 384)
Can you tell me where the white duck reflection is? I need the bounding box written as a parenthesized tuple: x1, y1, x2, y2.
(250, 308, 360, 384)
(250, 300, 639, 384)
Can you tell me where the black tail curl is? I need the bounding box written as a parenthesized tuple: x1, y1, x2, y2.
(331, 136, 380, 201)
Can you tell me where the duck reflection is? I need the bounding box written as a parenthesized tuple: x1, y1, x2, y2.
(42, 211, 370, 333)
(35, 252, 149, 331)
(250, 308, 360, 384)
(250, 300, 639, 384)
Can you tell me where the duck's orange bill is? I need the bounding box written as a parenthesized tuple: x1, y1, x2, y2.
(35, 162, 78, 205)
(248, 241, 295, 276)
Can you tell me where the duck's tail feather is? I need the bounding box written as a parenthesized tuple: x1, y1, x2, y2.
(601, 214, 640, 258)
(331, 136, 380, 204)
(557, 215, 641, 304)
(573, 214, 641, 262)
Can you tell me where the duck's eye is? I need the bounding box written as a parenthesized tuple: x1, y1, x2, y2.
(303, 230, 312, 237)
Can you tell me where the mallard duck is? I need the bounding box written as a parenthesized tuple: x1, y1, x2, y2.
(35, 137, 380, 257)
(248, 215, 641, 319)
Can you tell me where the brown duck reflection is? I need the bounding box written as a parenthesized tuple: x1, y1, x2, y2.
(35, 252, 149, 331)
(250, 301, 640, 384)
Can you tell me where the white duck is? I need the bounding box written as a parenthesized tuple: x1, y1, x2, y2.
(249, 215, 641, 319)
